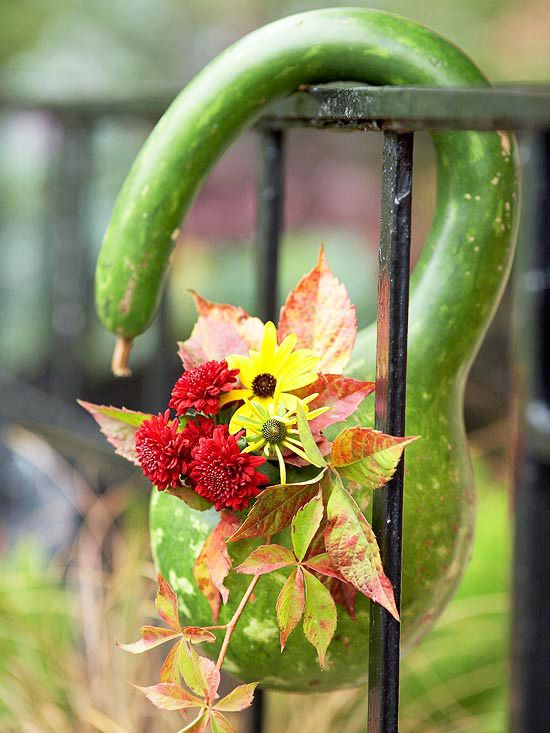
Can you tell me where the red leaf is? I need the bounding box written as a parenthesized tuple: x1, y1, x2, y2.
(178, 317, 248, 370)
(302, 568, 337, 669)
(194, 512, 241, 621)
(117, 625, 181, 654)
(228, 472, 326, 542)
(275, 567, 305, 651)
(210, 712, 236, 733)
(325, 476, 399, 620)
(215, 682, 258, 712)
(156, 575, 180, 631)
(135, 682, 204, 711)
(235, 545, 295, 575)
(197, 654, 221, 703)
(323, 576, 357, 619)
(77, 400, 150, 465)
(302, 553, 345, 582)
(181, 626, 217, 644)
(190, 291, 264, 351)
(294, 374, 375, 455)
(291, 492, 324, 561)
(331, 427, 418, 489)
(278, 247, 357, 373)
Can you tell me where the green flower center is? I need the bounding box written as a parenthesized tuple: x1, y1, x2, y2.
(252, 372, 277, 398)
(262, 418, 287, 444)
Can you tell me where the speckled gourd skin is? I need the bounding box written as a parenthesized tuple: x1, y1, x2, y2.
(96, 9, 518, 691)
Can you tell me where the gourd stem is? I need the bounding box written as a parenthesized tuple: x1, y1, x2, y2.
(111, 336, 134, 377)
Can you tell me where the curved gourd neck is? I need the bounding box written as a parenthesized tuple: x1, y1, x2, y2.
(96, 8, 517, 379)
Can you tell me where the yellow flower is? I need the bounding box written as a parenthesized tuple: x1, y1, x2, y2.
(220, 321, 319, 408)
(229, 395, 329, 485)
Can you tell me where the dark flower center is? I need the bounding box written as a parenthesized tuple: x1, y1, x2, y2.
(262, 418, 287, 444)
(252, 372, 277, 398)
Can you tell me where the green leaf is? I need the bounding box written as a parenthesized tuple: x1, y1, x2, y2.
(135, 682, 204, 711)
(296, 401, 327, 468)
(179, 641, 219, 699)
(210, 711, 236, 733)
(235, 545, 295, 575)
(275, 567, 305, 651)
(325, 475, 399, 620)
(215, 682, 258, 712)
(160, 640, 183, 684)
(302, 568, 337, 669)
(156, 575, 180, 631)
(228, 471, 326, 541)
(117, 625, 180, 654)
(77, 400, 151, 465)
(177, 710, 210, 733)
(331, 427, 418, 488)
(166, 485, 212, 511)
(291, 491, 324, 561)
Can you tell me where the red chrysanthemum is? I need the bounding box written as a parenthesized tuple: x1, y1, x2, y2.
(169, 360, 239, 416)
(180, 416, 218, 464)
(135, 410, 187, 491)
(190, 426, 269, 511)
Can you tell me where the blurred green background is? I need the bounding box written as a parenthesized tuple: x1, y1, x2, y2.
(0, 1, 547, 731)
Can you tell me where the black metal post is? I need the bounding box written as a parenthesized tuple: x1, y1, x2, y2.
(255, 128, 285, 323)
(251, 127, 285, 733)
(368, 131, 414, 733)
(511, 131, 550, 732)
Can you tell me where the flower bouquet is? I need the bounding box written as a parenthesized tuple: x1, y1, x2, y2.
(81, 248, 417, 732)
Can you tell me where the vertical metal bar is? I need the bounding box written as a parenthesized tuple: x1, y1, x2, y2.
(368, 131, 414, 733)
(511, 131, 550, 733)
(255, 128, 285, 322)
(251, 127, 285, 733)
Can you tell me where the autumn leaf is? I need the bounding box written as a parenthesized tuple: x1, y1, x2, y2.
(135, 682, 204, 711)
(322, 576, 357, 619)
(180, 641, 220, 702)
(278, 246, 357, 373)
(166, 485, 212, 512)
(291, 492, 324, 562)
(210, 712, 236, 733)
(177, 710, 210, 733)
(181, 627, 217, 644)
(156, 574, 180, 630)
(190, 291, 264, 351)
(301, 553, 345, 581)
(228, 471, 326, 542)
(331, 427, 418, 489)
(194, 512, 241, 621)
(215, 682, 258, 712)
(77, 400, 151, 465)
(117, 625, 181, 654)
(160, 639, 183, 683)
(294, 374, 375, 455)
(302, 568, 337, 669)
(325, 475, 399, 620)
(295, 402, 327, 468)
(276, 567, 305, 651)
(178, 316, 248, 370)
(235, 545, 295, 575)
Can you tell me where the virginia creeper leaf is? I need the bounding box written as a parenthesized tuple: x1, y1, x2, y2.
(181, 626, 217, 644)
(197, 654, 221, 703)
(215, 682, 258, 712)
(77, 400, 150, 465)
(117, 625, 181, 654)
(160, 640, 183, 684)
(302, 553, 345, 581)
(194, 511, 241, 621)
(325, 477, 399, 620)
(278, 246, 357, 373)
(180, 641, 220, 701)
(235, 545, 295, 575)
(302, 568, 337, 669)
(331, 427, 418, 488)
(156, 575, 180, 631)
(291, 491, 324, 561)
(191, 291, 264, 351)
(275, 567, 305, 651)
(296, 402, 326, 468)
(210, 712, 236, 733)
(135, 682, 204, 711)
(228, 471, 326, 541)
(178, 317, 248, 370)
(322, 576, 357, 619)
(166, 485, 212, 511)
(177, 710, 210, 733)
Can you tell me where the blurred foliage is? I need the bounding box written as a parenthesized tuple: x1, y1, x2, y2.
(0, 457, 509, 732)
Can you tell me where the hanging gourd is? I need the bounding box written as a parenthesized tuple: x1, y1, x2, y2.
(83, 5, 517, 710)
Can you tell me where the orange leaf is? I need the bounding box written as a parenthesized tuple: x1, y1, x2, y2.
(193, 512, 241, 621)
(117, 625, 181, 654)
(135, 682, 204, 711)
(278, 247, 357, 373)
(190, 291, 264, 350)
(177, 317, 248, 370)
(215, 682, 258, 712)
(156, 575, 180, 631)
(235, 545, 295, 575)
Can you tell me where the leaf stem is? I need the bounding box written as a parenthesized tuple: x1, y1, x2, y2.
(215, 573, 261, 670)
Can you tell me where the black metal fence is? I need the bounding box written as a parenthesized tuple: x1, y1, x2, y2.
(2, 83, 550, 732)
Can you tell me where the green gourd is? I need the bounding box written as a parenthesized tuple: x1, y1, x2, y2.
(95, 9, 517, 691)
